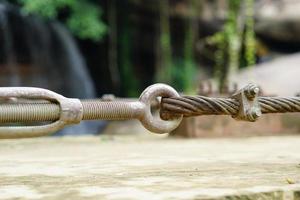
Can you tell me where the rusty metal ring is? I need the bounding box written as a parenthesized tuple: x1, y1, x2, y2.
(139, 83, 183, 133)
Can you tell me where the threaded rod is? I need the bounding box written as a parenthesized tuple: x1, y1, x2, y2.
(0, 100, 144, 123)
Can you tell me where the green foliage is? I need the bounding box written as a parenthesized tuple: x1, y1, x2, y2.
(155, 0, 199, 93)
(207, 32, 227, 92)
(226, 0, 241, 74)
(155, 0, 172, 84)
(17, 0, 107, 40)
(207, 0, 256, 92)
(119, 16, 139, 97)
(182, 16, 198, 93)
(244, 0, 256, 66)
(171, 58, 197, 93)
(156, 31, 173, 83)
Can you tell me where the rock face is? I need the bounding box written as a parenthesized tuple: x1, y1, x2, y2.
(193, 0, 300, 44)
(230, 53, 300, 96)
(255, 0, 300, 43)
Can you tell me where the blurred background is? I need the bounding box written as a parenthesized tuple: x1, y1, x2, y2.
(1, 0, 300, 137)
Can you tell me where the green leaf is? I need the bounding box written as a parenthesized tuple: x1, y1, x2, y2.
(17, 0, 107, 40)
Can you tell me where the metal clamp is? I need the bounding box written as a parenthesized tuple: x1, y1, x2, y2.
(0, 87, 83, 138)
(231, 83, 262, 122)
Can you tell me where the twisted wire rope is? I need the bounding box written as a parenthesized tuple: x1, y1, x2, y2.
(160, 96, 300, 119)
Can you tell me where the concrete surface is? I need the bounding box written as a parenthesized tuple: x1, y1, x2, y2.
(0, 135, 300, 200)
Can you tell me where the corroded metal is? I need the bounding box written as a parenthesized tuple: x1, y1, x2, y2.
(139, 83, 182, 133)
(0, 87, 83, 138)
(160, 84, 300, 120)
(231, 83, 261, 122)
(0, 84, 182, 138)
(1, 83, 300, 139)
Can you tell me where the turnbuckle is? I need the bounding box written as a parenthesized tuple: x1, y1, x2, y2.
(2, 82, 299, 139)
(0, 84, 183, 138)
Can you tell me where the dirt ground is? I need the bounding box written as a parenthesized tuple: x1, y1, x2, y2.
(0, 135, 300, 200)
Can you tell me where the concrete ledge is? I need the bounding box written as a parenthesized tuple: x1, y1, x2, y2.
(0, 136, 300, 199)
(171, 114, 300, 138)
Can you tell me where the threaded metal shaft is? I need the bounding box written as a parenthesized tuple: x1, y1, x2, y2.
(0, 100, 144, 123)
(0, 103, 59, 123)
(81, 100, 142, 120)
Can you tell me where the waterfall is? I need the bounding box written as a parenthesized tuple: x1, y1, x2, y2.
(50, 22, 95, 98)
(0, 2, 105, 135)
(0, 4, 20, 85)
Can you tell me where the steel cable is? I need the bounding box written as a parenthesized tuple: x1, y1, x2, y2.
(160, 96, 300, 120)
